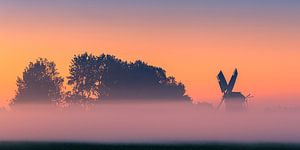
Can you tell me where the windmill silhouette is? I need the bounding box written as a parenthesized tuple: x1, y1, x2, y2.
(217, 69, 252, 111)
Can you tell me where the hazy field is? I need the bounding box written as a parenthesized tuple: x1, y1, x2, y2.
(1, 101, 300, 144)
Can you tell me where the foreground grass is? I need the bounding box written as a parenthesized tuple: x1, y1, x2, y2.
(0, 142, 300, 150)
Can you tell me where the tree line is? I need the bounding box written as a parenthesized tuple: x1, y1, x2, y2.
(12, 52, 191, 105)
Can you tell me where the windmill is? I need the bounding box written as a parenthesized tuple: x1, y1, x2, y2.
(217, 69, 252, 111)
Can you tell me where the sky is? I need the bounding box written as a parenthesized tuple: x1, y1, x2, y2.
(0, 0, 300, 106)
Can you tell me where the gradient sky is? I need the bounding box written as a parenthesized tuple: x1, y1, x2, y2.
(1, 0, 300, 105)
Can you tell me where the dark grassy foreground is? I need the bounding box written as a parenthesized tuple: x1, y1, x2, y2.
(1, 142, 300, 150)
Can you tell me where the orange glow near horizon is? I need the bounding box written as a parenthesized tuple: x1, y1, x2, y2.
(1, 1, 300, 106)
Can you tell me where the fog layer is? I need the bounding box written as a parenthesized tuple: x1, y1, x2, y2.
(0, 101, 299, 143)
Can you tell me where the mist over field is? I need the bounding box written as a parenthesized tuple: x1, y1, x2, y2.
(0, 100, 299, 144)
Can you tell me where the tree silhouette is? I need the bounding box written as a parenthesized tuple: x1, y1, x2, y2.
(13, 58, 64, 104)
(67, 53, 100, 103)
(67, 53, 191, 102)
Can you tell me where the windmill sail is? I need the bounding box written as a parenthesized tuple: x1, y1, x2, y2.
(217, 71, 228, 93)
(227, 69, 238, 93)
(216, 68, 247, 111)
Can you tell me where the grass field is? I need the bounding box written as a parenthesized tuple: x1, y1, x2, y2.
(0, 142, 300, 150)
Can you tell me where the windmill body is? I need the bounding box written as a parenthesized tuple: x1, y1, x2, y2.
(217, 69, 247, 111)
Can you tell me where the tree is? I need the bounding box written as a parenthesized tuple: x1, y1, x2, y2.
(67, 52, 191, 101)
(13, 58, 64, 104)
(67, 53, 100, 102)
(95, 54, 129, 100)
